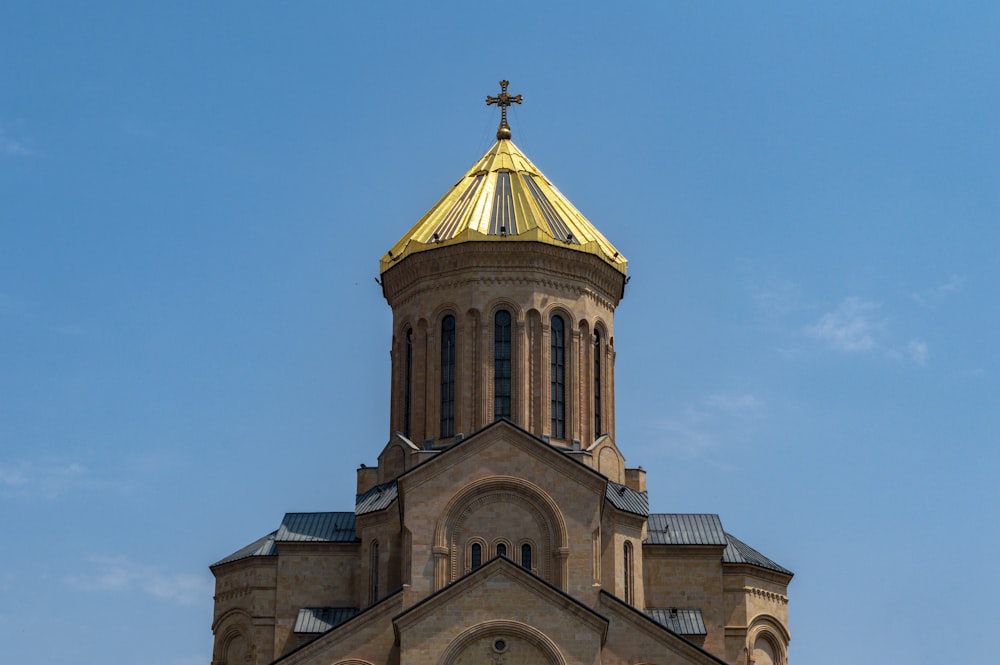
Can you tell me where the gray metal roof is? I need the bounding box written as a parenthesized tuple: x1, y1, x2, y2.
(723, 533, 793, 576)
(605, 481, 649, 516)
(275, 512, 358, 543)
(355, 480, 398, 515)
(212, 529, 278, 567)
(293, 607, 360, 633)
(645, 514, 728, 546)
(645, 608, 707, 635)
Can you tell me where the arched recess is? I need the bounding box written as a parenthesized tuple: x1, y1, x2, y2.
(746, 614, 790, 665)
(434, 476, 568, 591)
(212, 608, 254, 665)
(438, 620, 566, 665)
(333, 660, 376, 665)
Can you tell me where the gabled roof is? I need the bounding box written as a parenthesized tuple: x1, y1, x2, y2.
(606, 481, 649, 517)
(355, 480, 398, 515)
(644, 608, 707, 636)
(275, 512, 358, 543)
(393, 555, 608, 637)
(380, 139, 626, 275)
(645, 514, 728, 546)
(294, 607, 360, 634)
(211, 529, 277, 567)
(723, 533, 793, 576)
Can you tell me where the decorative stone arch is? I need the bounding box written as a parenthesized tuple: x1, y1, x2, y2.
(434, 476, 569, 591)
(333, 660, 377, 665)
(438, 620, 567, 665)
(212, 608, 254, 665)
(597, 445, 624, 483)
(486, 296, 525, 324)
(746, 614, 790, 665)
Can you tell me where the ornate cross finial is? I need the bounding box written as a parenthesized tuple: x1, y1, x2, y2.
(486, 80, 522, 140)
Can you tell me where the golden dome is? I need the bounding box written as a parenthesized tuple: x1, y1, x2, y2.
(379, 138, 627, 275)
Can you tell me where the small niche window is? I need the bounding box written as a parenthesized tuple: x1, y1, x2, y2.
(623, 541, 634, 604)
(594, 331, 602, 437)
(520, 543, 532, 570)
(404, 328, 413, 438)
(370, 541, 380, 603)
(440, 315, 456, 438)
(496, 543, 507, 558)
(494, 310, 512, 420)
(471, 543, 482, 570)
(550, 315, 566, 438)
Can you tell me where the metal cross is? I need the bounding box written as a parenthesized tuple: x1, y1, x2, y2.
(486, 80, 522, 139)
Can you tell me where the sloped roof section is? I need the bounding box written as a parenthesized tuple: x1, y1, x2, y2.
(212, 529, 278, 567)
(723, 533, 793, 576)
(355, 480, 398, 515)
(380, 139, 626, 275)
(645, 514, 728, 546)
(294, 607, 360, 634)
(645, 608, 707, 636)
(605, 481, 649, 516)
(276, 512, 358, 543)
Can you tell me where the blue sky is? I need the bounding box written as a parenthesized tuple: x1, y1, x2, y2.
(1, 3, 997, 664)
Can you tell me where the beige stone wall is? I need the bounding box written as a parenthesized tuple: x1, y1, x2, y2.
(356, 508, 403, 607)
(211, 558, 277, 665)
(397, 423, 608, 600)
(642, 546, 729, 657)
(271, 542, 361, 658)
(395, 565, 605, 665)
(382, 243, 623, 449)
(722, 567, 791, 665)
(597, 593, 722, 665)
(277, 593, 404, 665)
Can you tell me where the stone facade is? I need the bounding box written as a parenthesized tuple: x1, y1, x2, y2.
(210, 130, 793, 665)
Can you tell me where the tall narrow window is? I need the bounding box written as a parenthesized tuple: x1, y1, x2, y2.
(594, 331, 602, 437)
(496, 543, 507, 558)
(494, 310, 512, 420)
(370, 541, 380, 603)
(550, 315, 565, 438)
(404, 328, 413, 438)
(521, 543, 532, 570)
(440, 315, 456, 438)
(623, 541, 633, 604)
(471, 543, 482, 570)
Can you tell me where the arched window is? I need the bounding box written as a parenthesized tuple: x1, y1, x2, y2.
(550, 315, 565, 438)
(520, 543, 532, 570)
(470, 543, 482, 570)
(440, 315, 456, 438)
(496, 543, 507, 558)
(404, 328, 413, 438)
(623, 541, 634, 604)
(594, 330, 602, 437)
(494, 310, 512, 420)
(370, 541, 380, 603)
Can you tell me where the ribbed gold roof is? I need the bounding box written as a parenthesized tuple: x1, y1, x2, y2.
(380, 139, 627, 275)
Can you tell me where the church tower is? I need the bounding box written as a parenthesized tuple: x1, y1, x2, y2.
(209, 82, 793, 665)
(380, 80, 626, 451)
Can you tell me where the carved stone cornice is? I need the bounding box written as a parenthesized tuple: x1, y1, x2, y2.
(382, 242, 624, 310)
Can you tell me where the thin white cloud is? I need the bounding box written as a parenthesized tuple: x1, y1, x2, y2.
(911, 274, 965, 307)
(705, 392, 765, 417)
(906, 340, 929, 365)
(806, 297, 885, 352)
(0, 124, 34, 157)
(649, 391, 766, 461)
(65, 556, 213, 606)
(751, 280, 801, 320)
(0, 460, 87, 499)
(806, 297, 930, 365)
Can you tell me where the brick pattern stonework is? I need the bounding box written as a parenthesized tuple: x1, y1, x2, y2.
(211, 178, 793, 664)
